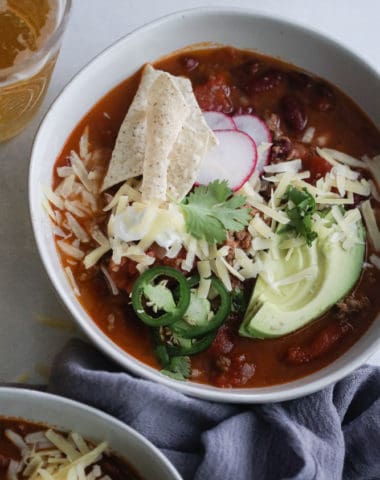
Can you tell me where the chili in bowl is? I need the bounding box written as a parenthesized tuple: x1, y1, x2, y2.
(0, 388, 181, 480)
(29, 8, 380, 402)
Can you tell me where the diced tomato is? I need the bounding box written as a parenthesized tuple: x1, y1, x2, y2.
(303, 154, 332, 183)
(108, 257, 139, 293)
(287, 321, 351, 365)
(146, 246, 187, 271)
(194, 73, 233, 113)
(209, 325, 234, 356)
(213, 353, 255, 388)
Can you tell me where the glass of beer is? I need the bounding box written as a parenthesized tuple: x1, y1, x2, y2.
(0, 0, 71, 142)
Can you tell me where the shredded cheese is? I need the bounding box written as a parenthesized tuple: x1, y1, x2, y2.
(274, 265, 318, 288)
(65, 213, 90, 243)
(220, 256, 245, 281)
(84, 244, 111, 269)
(42, 185, 64, 210)
(5, 426, 111, 480)
(252, 237, 274, 251)
(64, 267, 80, 296)
(315, 194, 354, 205)
(79, 125, 91, 163)
(364, 154, 380, 190)
(361, 200, 380, 251)
(42, 197, 56, 221)
(55, 175, 75, 198)
(322, 147, 368, 169)
(69, 151, 96, 194)
(301, 126, 315, 143)
(249, 215, 274, 239)
(316, 147, 339, 166)
(369, 179, 380, 202)
(263, 159, 302, 174)
(249, 199, 289, 224)
(103, 181, 141, 211)
(100, 265, 119, 295)
(57, 166, 74, 178)
(212, 257, 232, 291)
(57, 241, 84, 260)
(64, 200, 87, 218)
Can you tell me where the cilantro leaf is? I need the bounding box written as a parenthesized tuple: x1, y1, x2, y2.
(231, 288, 248, 314)
(278, 185, 317, 246)
(181, 180, 251, 244)
(161, 356, 191, 381)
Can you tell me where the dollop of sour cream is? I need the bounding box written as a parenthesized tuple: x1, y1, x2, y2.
(112, 202, 185, 251)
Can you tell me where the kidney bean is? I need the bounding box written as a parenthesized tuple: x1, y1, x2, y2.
(213, 353, 255, 387)
(194, 74, 233, 113)
(312, 82, 335, 112)
(287, 321, 351, 364)
(250, 69, 284, 94)
(181, 55, 199, 72)
(289, 71, 314, 90)
(0, 454, 9, 469)
(209, 324, 234, 356)
(231, 60, 261, 90)
(270, 137, 292, 162)
(239, 60, 260, 77)
(281, 94, 308, 131)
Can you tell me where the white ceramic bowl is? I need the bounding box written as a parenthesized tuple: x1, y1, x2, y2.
(30, 8, 380, 403)
(0, 387, 181, 479)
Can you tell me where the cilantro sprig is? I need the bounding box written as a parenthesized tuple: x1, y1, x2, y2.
(279, 185, 317, 246)
(181, 180, 251, 244)
(161, 355, 191, 381)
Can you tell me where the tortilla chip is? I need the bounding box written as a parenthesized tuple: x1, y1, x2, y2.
(101, 65, 160, 191)
(102, 64, 218, 201)
(167, 77, 218, 200)
(141, 73, 189, 201)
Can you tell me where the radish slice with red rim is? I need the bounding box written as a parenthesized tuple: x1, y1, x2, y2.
(233, 114, 272, 172)
(196, 129, 257, 191)
(203, 111, 237, 130)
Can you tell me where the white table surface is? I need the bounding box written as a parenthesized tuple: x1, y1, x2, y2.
(1, 0, 380, 383)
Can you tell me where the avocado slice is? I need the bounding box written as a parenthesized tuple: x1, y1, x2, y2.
(239, 216, 365, 339)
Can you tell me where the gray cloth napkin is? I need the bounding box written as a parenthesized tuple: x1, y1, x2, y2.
(48, 339, 380, 480)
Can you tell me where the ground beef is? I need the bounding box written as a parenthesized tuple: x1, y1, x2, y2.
(235, 229, 253, 250)
(265, 112, 282, 139)
(213, 353, 256, 387)
(0, 454, 9, 469)
(215, 355, 232, 372)
(336, 293, 370, 320)
(288, 141, 311, 160)
(225, 229, 253, 263)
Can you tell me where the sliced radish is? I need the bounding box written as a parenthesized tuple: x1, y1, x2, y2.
(196, 130, 257, 191)
(233, 114, 272, 173)
(203, 111, 237, 130)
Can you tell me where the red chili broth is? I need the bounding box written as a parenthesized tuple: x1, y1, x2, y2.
(53, 47, 380, 388)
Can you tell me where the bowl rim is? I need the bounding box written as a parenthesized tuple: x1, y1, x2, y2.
(29, 6, 380, 403)
(0, 386, 182, 479)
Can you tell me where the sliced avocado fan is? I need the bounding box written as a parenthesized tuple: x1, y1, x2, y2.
(239, 213, 365, 339)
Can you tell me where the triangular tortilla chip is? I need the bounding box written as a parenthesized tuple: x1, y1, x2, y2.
(141, 73, 189, 201)
(101, 65, 159, 191)
(101, 64, 218, 201)
(167, 77, 218, 200)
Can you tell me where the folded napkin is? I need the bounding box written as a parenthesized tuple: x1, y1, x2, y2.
(48, 339, 380, 480)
